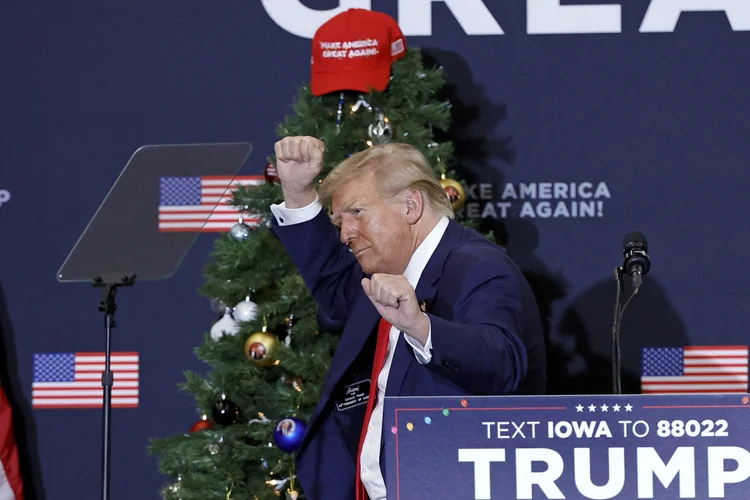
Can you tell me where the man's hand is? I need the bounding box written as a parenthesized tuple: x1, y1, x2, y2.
(274, 136, 325, 208)
(361, 274, 430, 345)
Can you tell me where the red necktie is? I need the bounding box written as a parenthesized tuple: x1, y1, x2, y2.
(355, 317, 392, 500)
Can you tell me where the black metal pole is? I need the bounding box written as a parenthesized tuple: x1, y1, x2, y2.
(102, 313, 114, 500)
(92, 274, 135, 500)
(99, 284, 117, 500)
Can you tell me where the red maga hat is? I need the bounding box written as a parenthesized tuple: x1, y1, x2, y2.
(311, 9, 407, 96)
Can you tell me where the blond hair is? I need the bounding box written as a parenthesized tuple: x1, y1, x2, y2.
(319, 143, 454, 219)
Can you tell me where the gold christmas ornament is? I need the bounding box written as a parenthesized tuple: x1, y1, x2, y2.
(244, 330, 279, 367)
(440, 177, 466, 212)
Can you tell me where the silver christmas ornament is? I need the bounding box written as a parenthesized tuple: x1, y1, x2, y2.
(210, 307, 240, 340)
(233, 295, 258, 322)
(229, 218, 251, 241)
(367, 111, 392, 144)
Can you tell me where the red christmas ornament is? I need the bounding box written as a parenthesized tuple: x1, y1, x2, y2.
(264, 162, 280, 184)
(190, 415, 213, 433)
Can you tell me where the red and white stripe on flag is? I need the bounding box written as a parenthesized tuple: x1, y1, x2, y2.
(0, 384, 23, 500)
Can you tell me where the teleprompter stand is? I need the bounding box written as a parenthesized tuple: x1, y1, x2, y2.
(93, 273, 135, 500)
(57, 142, 253, 500)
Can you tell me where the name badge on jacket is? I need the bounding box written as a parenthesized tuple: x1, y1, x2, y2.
(335, 379, 370, 412)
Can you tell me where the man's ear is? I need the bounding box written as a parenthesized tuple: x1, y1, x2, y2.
(404, 189, 424, 224)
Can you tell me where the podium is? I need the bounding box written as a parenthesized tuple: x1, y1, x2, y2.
(383, 394, 750, 500)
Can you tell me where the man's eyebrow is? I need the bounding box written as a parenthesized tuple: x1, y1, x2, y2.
(339, 199, 364, 211)
(338, 199, 367, 213)
(329, 198, 368, 226)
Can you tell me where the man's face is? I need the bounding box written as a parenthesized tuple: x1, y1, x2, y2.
(332, 172, 412, 275)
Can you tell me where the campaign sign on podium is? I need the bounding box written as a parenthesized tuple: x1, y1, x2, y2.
(383, 394, 750, 500)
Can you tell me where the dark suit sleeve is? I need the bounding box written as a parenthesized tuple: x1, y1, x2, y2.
(424, 260, 528, 395)
(273, 208, 364, 320)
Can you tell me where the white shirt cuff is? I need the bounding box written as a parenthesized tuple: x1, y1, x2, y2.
(404, 314, 433, 364)
(269, 195, 323, 226)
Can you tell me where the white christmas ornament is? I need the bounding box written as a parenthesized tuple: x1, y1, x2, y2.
(233, 296, 258, 322)
(210, 308, 240, 340)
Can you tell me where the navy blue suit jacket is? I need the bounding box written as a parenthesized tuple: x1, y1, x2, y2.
(273, 209, 546, 500)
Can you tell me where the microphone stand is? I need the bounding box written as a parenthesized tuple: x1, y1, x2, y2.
(611, 267, 641, 395)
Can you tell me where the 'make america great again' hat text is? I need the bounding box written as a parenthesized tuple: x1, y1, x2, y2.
(311, 9, 407, 96)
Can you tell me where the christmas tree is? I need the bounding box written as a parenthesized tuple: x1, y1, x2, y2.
(148, 47, 475, 500)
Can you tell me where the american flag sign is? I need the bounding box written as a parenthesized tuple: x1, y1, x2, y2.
(641, 346, 748, 394)
(32, 352, 139, 409)
(158, 175, 264, 232)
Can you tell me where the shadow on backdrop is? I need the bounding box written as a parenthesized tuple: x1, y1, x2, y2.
(421, 48, 514, 174)
(0, 280, 45, 499)
(421, 48, 573, 395)
(555, 276, 689, 395)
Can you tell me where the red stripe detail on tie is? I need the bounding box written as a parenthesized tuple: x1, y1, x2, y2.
(355, 317, 392, 500)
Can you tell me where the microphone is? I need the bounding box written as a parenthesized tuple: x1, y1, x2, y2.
(611, 231, 651, 395)
(621, 231, 651, 290)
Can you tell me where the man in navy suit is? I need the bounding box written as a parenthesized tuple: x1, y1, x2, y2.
(269, 136, 546, 500)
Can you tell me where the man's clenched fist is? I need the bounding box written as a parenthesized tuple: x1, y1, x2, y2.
(274, 136, 325, 208)
(361, 274, 430, 346)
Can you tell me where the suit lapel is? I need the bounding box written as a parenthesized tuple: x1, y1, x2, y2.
(385, 220, 464, 396)
(300, 294, 380, 452)
(324, 295, 381, 394)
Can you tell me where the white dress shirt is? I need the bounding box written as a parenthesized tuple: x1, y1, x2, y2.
(270, 196, 449, 500)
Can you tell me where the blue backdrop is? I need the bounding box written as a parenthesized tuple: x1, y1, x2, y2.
(2, 1, 749, 498)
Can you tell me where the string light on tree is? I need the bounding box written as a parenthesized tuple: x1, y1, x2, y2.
(336, 92, 345, 130)
(284, 376, 303, 392)
(281, 314, 294, 348)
